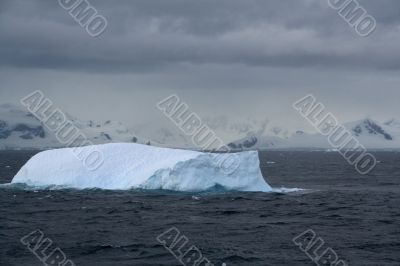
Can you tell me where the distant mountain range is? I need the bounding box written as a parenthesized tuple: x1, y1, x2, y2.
(0, 103, 148, 150)
(228, 118, 400, 150)
(1, 103, 399, 150)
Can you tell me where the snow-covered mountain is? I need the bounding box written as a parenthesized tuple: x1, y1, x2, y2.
(228, 118, 400, 150)
(134, 115, 273, 149)
(0, 103, 145, 150)
(1, 102, 399, 150)
(137, 115, 400, 150)
(201, 116, 271, 141)
(133, 120, 193, 149)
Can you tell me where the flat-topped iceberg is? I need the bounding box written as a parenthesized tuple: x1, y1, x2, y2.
(12, 143, 272, 192)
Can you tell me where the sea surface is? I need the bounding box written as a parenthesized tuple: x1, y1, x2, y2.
(0, 150, 399, 266)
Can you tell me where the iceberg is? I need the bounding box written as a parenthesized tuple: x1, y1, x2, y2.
(12, 143, 272, 192)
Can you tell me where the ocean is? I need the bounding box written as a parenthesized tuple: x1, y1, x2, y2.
(0, 150, 399, 266)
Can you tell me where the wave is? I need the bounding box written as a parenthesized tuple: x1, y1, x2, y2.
(0, 182, 302, 195)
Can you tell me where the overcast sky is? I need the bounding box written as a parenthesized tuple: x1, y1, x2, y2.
(1, 0, 400, 131)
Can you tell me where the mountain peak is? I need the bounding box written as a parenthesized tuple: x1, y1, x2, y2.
(0, 102, 145, 149)
(345, 118, 393, 140)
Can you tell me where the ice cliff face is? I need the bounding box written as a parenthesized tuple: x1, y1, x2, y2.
(12, 143, 272, 192)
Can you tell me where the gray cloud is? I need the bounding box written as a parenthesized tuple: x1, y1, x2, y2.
(0, 0, 399, 132)
(1, 0, 400, 72)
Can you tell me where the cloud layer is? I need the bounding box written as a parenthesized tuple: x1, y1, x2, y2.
(0, 0, 399, 130)
(1, 0, 400, 71)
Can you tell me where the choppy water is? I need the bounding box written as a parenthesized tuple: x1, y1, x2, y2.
(0, 150, 399, 266)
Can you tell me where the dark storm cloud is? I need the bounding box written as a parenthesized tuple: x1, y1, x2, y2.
(1, 0, 400, 72)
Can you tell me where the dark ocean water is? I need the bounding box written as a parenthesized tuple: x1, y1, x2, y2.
(0, 150, 399, 266)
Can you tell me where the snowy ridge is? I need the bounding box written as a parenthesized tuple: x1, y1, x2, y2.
(0, 103, 146, 149)
(1, 102, 400, 150)
(228, 118, 400, 150)
(11, 143, 272, 192)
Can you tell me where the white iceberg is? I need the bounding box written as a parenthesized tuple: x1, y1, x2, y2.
(12, 143, 272, 192)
